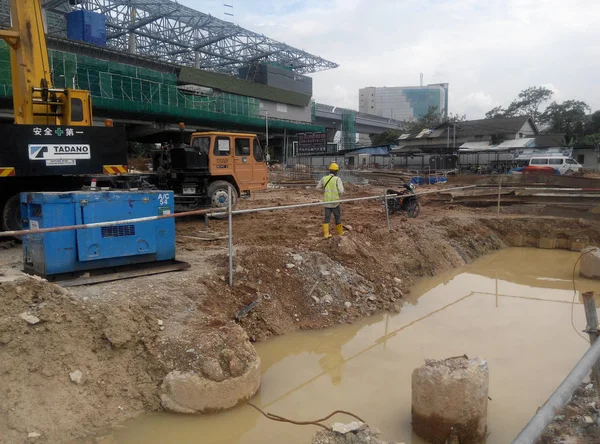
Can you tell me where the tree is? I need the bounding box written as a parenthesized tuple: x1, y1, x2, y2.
(575, 133, 600, 149)
(402, 106, 466, 134)
(370, 129, 402, 146)
(485, 106, 505, 119)
(507, 86, 554, 123)
(485, 86, 553, 124)
(540, 100, 591, 144)
(586, 110, 600, 135)
(370, 106, 467, 145)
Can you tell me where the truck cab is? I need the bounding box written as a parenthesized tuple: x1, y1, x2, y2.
(153, 131, 268, 212)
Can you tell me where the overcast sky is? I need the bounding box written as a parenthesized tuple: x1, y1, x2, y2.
(183, 0, 600, 119)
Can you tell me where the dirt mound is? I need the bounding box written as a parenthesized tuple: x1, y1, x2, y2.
(0, 277, 161, 444)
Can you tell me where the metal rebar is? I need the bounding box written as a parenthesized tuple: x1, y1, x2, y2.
(384, 189, 391, 231)
(228, 185, 233, 287)
(583, 291, 600, 387)
(512, 333, 600, 443)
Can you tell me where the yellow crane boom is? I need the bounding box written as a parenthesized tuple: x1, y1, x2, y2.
(0, 0, 93, 126)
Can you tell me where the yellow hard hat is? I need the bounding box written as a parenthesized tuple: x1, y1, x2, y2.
(329, 162, 339, 171)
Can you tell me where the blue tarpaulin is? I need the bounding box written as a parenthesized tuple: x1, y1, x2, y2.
(410, 176, 447, 185)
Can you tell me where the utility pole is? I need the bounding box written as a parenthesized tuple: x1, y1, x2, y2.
(453, 124, 456, 149)
(265, 110, 270, 162)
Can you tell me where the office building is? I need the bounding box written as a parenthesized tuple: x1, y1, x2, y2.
(359, 83, 449, 121)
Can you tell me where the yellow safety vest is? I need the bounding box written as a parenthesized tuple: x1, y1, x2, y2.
(323, 174, 340, 204)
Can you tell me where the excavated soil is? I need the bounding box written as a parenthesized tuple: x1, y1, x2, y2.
(2, 185, 600, 443)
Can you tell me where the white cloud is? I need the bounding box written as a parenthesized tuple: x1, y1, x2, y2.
(183, 0, 600, 118)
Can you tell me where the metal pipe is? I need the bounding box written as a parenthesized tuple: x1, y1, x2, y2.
(0, 186, 476, 238)
(513, 336, 600, 443)
(583, 291, 600, 387)
(0, 207, 216, 238)
(32, 87, 67, 93)
(228, 185, 233, 287)
(384, 189, 391, 231)
(497, 175, 502, 216)
(212, 185, 476, 217)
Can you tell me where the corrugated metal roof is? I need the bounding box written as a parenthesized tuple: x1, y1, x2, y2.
(415, 129, 433, 138)
(459, 141, 493, 150)
(496, 138, 536, 148)
(389, 145, 424, 154)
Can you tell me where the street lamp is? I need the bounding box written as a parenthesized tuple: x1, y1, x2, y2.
(261, 109, 270, 163)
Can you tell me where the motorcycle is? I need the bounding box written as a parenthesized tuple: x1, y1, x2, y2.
(385, 183, 421, 218)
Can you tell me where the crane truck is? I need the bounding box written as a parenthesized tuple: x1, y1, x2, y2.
(0, 0, 268, 232)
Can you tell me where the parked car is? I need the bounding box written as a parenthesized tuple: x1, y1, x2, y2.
(509, 157, 582, 175)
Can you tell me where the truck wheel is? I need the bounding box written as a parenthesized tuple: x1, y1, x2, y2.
(207, 181, 238, 209)
(2, 194, 22, 232)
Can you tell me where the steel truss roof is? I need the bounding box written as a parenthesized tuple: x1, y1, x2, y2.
(0, 0, 338, 75)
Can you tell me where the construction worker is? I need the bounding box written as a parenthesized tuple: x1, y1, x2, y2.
(316, 162, 345, 238)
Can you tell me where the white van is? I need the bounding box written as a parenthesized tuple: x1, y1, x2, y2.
(528, 156, 582, 175)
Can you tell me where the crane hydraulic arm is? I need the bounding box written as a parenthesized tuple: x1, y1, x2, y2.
(0, 0, 93, 126)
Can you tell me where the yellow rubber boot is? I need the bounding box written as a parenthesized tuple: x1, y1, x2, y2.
(336, 224, 345, 236)
(322, 224, 332, 239)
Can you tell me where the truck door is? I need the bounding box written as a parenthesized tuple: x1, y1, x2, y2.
(252, 137, 267, 188)
(233, 137, 253, 186)
(211, 136, 234, 177)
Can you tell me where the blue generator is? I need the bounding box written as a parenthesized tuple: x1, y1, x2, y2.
(21, 191, 177, 279)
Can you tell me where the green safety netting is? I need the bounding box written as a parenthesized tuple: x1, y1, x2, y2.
(0, 42, 324, 133)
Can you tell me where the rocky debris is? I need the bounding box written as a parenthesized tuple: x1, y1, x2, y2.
(344, 302, 352, 309)
(412, 356, 489, 444)
(154, 322, 261, 413)
(312, 423, 402, 444)
(27, 432, 41, 440)
(322, 294, 334, 305)
(19, 312, 41, 325)
(332, 422, 363, 433)
(69, 370, 86, 385)
(541, 382, 600, 443)
(157, 319, 164, 326)
(286, 263, 296, 269)
(580, 247, 600, 279)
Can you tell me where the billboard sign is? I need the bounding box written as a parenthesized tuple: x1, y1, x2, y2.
(297, 132, 327, 155)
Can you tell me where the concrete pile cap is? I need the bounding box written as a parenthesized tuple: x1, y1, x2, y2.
(412, 356, 489, 444)
(423, 356, 488, 371)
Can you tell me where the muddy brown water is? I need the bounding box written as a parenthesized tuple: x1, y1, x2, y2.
(96, 248, 600, 444)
